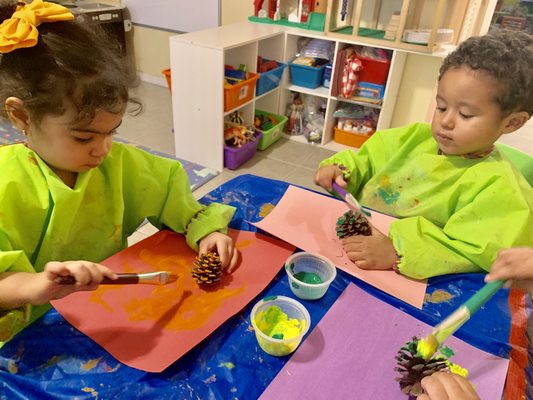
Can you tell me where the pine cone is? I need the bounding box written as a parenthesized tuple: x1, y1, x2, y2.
(395, 337, 449, 397)
(336, 210, 372, 238)
(192, 251, 222, 285)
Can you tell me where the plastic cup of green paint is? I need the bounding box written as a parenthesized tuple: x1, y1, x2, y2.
(250, 295, 311, 356)
(285, 252, 337, 300)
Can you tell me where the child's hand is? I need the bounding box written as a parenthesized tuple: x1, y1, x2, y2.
(485, 248, 533, 292)
(31, 261, 117, 305)
(341, 224, 397, 270)
(417, 372, 479, 400)
(199, 232, 238, 273)
(314, 165, 347, 190)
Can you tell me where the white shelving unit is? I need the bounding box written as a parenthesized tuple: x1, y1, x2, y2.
(170, 21, 406, 171)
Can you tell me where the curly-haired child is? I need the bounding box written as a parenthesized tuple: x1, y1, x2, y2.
(315, 31, 533, 279)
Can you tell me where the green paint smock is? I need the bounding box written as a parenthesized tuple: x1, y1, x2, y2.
(320, 123, 533, 279)
(0, 142, 235, 345)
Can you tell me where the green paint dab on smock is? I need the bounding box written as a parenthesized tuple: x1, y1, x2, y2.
(377, 187, 400, 205)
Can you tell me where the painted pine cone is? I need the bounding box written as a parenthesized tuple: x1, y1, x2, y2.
(395, 337, 449, 397)
(336, 210, 372, 238)
(192, 251, 222, 285)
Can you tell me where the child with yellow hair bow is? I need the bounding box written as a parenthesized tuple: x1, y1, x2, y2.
(0, 0, 238, 345)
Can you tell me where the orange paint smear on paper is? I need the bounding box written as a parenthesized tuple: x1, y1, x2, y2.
(89, 248, 245, 332)
(236, 238, 254, 250)
(88, 260, 137, 312)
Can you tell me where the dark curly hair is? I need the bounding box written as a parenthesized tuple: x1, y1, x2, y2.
(0, 0, 141, 125)
(439, 30, 533, 116)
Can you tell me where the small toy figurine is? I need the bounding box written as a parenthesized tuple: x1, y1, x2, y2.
(192, 251, 223, 285)
(286, 93, 304, 135)
(229, 111, 244, 125)
(336, 210, 372, 238)
(224, 122, 256, 147)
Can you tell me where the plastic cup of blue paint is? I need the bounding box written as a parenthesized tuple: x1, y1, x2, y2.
(285, 252, 337, 300)
(251, 295, 311, 356)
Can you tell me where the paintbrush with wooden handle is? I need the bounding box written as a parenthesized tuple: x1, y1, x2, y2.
(56, 271, 178, 285)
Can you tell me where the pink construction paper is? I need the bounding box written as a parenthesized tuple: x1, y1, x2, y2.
(52, 229, 295, 372)
(254, 185, 427, 308)
(260, 284, 509, 400)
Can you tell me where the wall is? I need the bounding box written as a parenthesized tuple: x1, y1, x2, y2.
(390, 53, 442, 127)
(117, 0, 252, 85)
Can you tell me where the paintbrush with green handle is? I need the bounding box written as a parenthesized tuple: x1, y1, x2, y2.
(418, 279, 505, 360)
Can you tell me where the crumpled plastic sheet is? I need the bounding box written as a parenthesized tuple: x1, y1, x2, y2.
(0, 174, 524, 399)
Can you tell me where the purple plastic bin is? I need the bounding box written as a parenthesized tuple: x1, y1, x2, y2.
(224, 132, 263, 170)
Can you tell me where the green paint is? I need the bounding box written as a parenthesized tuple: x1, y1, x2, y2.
(255, 305, 304, 341)
(263, 296, 278, 301)
(440, 346, 455, 358)
(293, 271, 323, 284)
(377, 187, 400, 204)
(289, 262, 295, 273)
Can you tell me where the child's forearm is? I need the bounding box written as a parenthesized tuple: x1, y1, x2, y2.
(0, 271, 38, 309)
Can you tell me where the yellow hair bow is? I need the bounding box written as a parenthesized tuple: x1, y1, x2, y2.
(0, 0, 74, 54)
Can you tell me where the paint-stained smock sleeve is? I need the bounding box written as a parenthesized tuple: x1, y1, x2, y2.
(318, 126, 405, 196)
(389, 172, 533, 279)
(118, 144, 235, 251)
(0, 231, 36, 344)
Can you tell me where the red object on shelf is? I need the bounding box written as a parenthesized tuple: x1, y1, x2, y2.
(300, 0, 314, 22)
(357, 56, 391, 85)
(254, 0, 265, 16)
(268, 0, 277, 19)
(257, 56, 279, 73)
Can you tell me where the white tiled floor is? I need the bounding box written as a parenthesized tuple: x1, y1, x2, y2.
(125, 81, 533, 244)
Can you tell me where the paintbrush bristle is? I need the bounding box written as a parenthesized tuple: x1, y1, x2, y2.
(163, 272, 178, 284)
(417, 334, 438, 360)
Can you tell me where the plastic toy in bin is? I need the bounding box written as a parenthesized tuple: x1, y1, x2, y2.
(289, 56, 328, 89)
(224, 131, 262, 170)
(256, 57, 286, 96)
(224, 65, 259, 112)
(254, 109, 288, 150)
(224, 121, 256, 148)
(334, 117, 376, 148)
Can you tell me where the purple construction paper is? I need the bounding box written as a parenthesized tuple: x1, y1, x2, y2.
(260, 284, 509, 400)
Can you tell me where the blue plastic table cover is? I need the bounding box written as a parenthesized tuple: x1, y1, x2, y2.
(0, 174, 527, 399)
